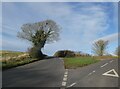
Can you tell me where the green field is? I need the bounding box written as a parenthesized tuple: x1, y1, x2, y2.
(63, 57, 100, 69)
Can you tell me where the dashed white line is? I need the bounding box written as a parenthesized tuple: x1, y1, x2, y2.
(88, 70, 96, 76)
(88, 72, 92, 76)
(101, 63, 108, 68)
(67, 82, 76, 87)
(110, 60, 113, 63)
(64, 74, 68, 78)
(65, 71, 68, 75)
(62, 81, 67, 86)
(63, 77, 67, 81)
(61, 69, 68, 88)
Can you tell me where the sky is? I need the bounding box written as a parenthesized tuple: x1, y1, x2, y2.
(1, 2, 119, 56)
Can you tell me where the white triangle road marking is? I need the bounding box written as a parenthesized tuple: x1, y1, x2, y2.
(102, 69, 119, 77)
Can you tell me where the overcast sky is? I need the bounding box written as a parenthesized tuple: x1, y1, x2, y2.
(1, 2, 118, 55)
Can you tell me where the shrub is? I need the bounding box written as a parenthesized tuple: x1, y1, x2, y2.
(54, 50, 75, 57)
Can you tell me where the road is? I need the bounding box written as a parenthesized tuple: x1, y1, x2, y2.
(67, 59, 119, 88)
(2, 58, 119, 88)
(2, 58, 65, 87)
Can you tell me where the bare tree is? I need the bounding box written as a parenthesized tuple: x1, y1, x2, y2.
(92, 40, 108, 56)
(17, 20, 61, 57)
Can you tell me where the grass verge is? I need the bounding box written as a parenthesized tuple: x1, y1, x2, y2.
(0, 50, 42, 70)
(1, 50, 24, 58)
(63, 57, 100, 69)
(2, 58, 40, 71)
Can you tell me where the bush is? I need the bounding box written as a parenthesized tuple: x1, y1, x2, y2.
(54, 50, 75, 57)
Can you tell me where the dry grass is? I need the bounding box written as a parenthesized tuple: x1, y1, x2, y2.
(93, 56, 118, 60)
(0, 50, 40, 70)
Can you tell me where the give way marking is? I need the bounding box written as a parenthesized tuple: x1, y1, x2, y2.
(102, 69, 119, 77)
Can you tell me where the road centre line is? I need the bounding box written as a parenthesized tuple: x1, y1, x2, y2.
(68, 70, 96, 88)
(61, 69, 68, 88)
(63, 77, 67, 81)
(88, 70, 96, 76)
(62, 81, 67, 86)
(101, 63, 108, 68)
(110, 60, 113, 63)
(67, 82, 76, 87)
(65, 71, 68, 75)
(64, 74, 68, 78)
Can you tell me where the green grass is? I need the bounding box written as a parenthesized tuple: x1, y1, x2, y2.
(63, 57, 100, 69)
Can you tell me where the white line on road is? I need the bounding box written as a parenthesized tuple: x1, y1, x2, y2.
(62, 82, 67, 86)
(67, 82, 76, 87)
(64, 74, 68, 78)
(101, 63, 108, 68)
(110, 60, 113, 63)
(63, 77, 67, 81)
(102, 69, 119, 77)
(65, 72, 68, 75)
(88, 72, 92, 75)
(88, 70, 96, 76)
(61, 69, 69, 88)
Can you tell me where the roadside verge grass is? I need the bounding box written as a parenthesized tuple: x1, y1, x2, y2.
(0, 50, 41, 70)
(63, 57, 100, 69)
(2, 58, 39, 70)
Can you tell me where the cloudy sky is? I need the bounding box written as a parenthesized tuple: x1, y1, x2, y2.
(1, 2, 118, 55)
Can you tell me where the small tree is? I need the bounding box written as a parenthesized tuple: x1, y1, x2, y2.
(17, 20, 61, 58)
(92, 40, 108, 56)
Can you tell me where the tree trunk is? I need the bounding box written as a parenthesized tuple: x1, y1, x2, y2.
(37, 48, 44, 59)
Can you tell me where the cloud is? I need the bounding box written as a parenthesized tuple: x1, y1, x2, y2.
(93, 33, 119, 43)
(1, 0, 119, 2)
(2, 2, 117, 55)
(2, 36, 31, 51)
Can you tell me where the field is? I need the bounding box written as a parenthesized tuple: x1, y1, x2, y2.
(63, 57, 100, 69)
(1, 50, 117, 70)
(0, 50, 24, 58)
(0, 50, 40, 70)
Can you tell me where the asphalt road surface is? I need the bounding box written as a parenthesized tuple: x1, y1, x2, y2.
(2, 58, 119, 88)
(2, 58, 65, 87)
(67, 59, 119, 88)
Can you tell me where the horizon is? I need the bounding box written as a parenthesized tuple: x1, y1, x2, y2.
(1, 2, 118, 56)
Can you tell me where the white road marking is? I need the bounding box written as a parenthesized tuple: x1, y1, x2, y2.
(66, 69, 68, 71)
(88, 70, 96, 76)
(63, 77, 67, 81)
(62, 82, 67, 86)
(102, 69, 119, 77)
(88, 72, 92, 76)
(65, 72, 68, 75)
(110, 60, 113, 63)
(61, 69, 68, 87)
(67, 82, 76, 87)
(64, 74, 68, 78)
(101, 63, 108, 68)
